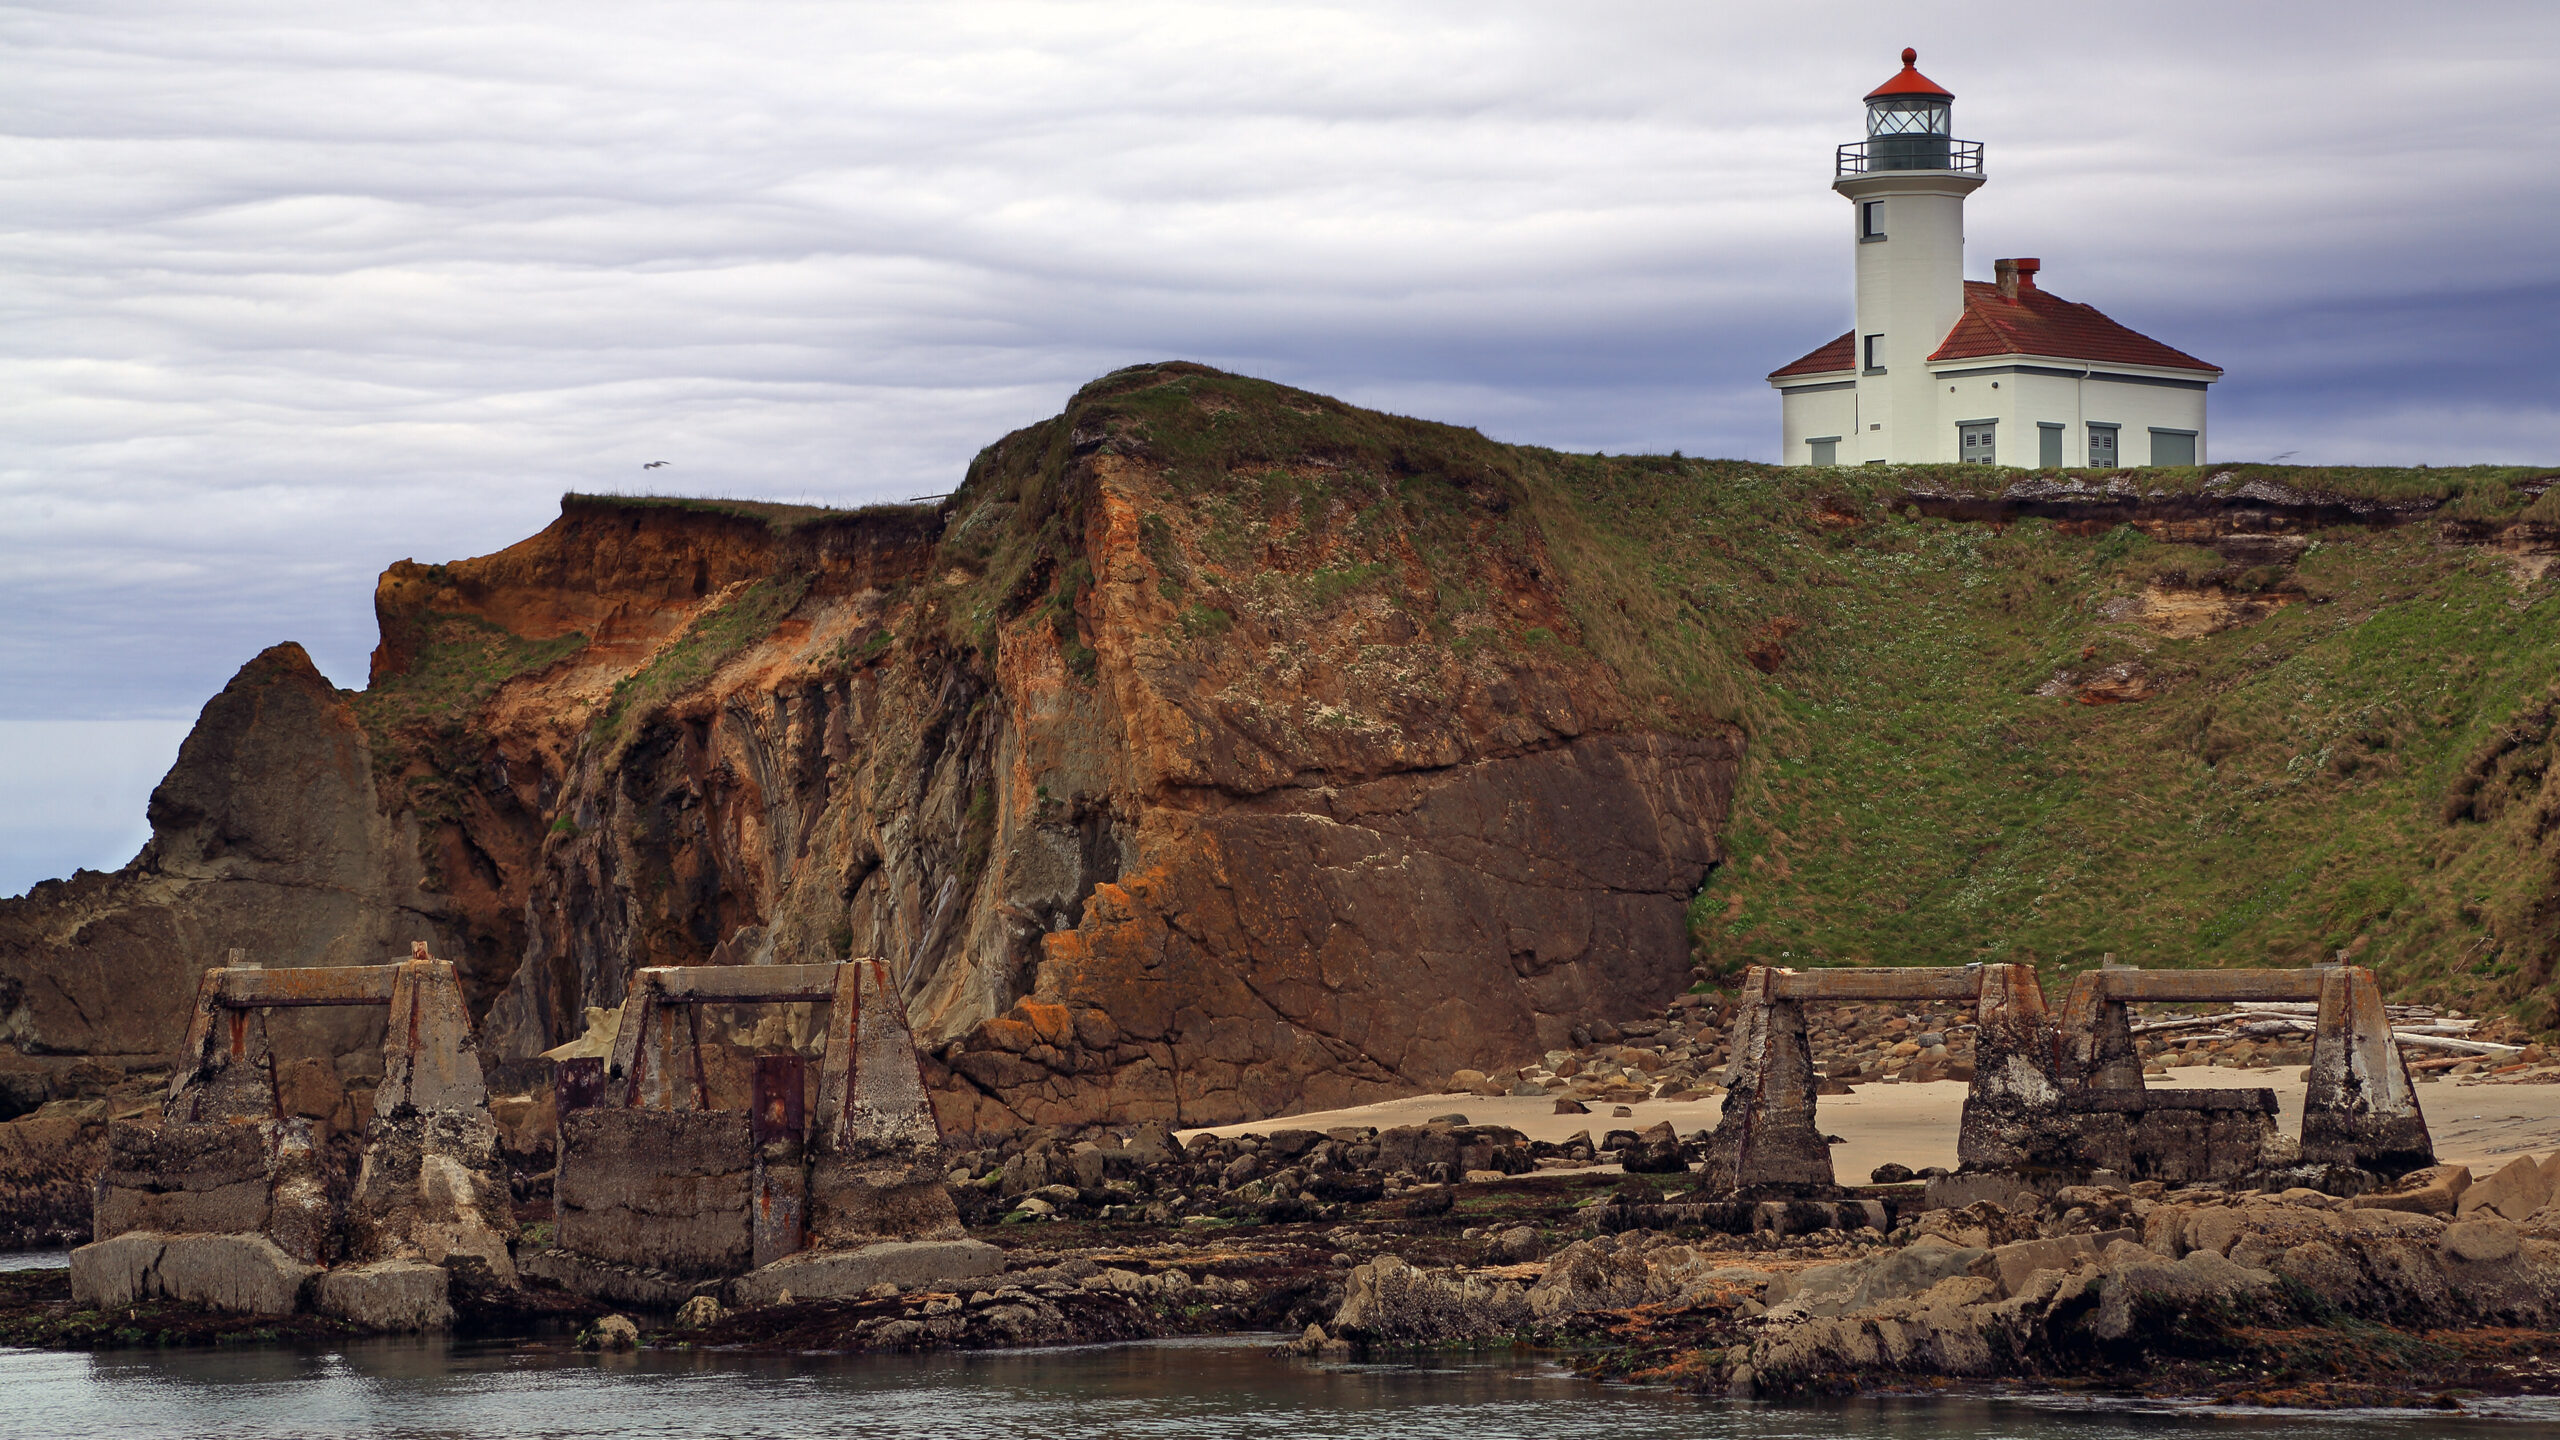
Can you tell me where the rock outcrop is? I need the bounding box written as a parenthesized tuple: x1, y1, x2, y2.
(0, 644, 451, 1077)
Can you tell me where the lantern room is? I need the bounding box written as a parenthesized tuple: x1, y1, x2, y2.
(1842, 49, 1977, 175)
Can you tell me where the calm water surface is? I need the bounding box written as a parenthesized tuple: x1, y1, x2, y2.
(2, 1335, 2556, 1439)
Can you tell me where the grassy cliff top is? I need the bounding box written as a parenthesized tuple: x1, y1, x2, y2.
(381, 363, 2560, 1028)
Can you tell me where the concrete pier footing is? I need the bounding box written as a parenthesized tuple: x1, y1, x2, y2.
(543, 955, 975, 1307)
(1704, 959, 2436, 1201)
(76, 944, 514, 1321)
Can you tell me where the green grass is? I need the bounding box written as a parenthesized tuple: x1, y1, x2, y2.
(562, 492, 937, 532)
(1542, 459, 2560, 1024)
(598, 573, 814, 756)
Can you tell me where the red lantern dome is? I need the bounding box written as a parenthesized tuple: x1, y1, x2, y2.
(1866, 47, 1954, 102)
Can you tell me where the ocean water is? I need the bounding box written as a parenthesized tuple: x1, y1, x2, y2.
(1, 1336, 2556, 1440)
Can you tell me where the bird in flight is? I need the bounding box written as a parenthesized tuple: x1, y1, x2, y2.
(643, 460, 671, 469)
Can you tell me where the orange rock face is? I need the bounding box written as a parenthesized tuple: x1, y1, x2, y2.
(3, 366, 1739, 1138)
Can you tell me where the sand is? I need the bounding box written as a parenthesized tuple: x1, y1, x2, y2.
(1178, 1066, 2560, 1180)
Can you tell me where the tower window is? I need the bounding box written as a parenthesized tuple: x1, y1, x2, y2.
(1862, 335, 1884, 372)
(1861, 200, 1885, 240)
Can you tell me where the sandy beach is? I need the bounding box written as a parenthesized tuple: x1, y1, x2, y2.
(1183, 1066, 2560, 1179)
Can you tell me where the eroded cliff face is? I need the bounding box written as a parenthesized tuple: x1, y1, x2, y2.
(151, 364, 1739, 1137)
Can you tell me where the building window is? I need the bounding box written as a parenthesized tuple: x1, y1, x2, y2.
(1808, 437, 1839, 467)
(1959, 421, 1996, 465)
(1863, 335, 1884, 372)
(2087, 424, 2119, 468)
(2038, 422, 2064, 469)
(2150, 428, 2198, 466)
(1861, 200, 1885, 240)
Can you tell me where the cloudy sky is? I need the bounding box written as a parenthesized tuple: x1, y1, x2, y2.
(4, 0, 2555, 894)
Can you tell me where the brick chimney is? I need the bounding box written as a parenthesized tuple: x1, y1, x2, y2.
(1995, 257, 2041, 300)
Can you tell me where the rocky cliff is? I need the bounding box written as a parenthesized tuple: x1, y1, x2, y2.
(7, 362, 2558, 1140)
(3, 364, 1739, 1135)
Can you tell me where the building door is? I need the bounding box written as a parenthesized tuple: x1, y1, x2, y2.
(1959, 422, 1996, 465)
(1808, 437, 1838, 466)
(2038, 423, 2063, 468)
(2088, 424, 2118, 468)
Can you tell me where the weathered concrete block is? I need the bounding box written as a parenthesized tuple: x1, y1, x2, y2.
(729, 1238, 1006, 1308)
(517, 1247, 711, 1311)
(805, 1154, 961, 1248)
(555, 1109, 753, 1278)
(71, 1230, 316, 1315)
(2128, 1090, 2279, 1185)
(315, 1259, 454, 1331)
(346, 1110, 516, 1282)
(92, 1120, 272, 1240)
(1956, 964, 2080, 1174)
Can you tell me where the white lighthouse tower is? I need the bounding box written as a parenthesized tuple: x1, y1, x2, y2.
(1771, 49, 2220, 468)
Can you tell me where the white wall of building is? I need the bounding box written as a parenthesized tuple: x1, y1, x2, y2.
(1923, 362, 2208, 466)
(1779, 382, 1859, 464)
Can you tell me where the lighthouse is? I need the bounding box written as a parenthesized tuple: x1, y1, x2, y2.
(1770, 50, 2220, 468)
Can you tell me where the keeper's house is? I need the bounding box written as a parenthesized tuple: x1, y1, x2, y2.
(1770, 49, 2220, 468)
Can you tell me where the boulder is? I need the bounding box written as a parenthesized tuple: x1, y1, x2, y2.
(71, 1231, 316, 1316)
(729, 1239, 1005, 1309)
(314, 1259, 454, 1331)
(2441, 1218, 2523, 1265)
(1972, 1230, 2135, 1298)
(1619, 1121, 1687, 1175)
(1331, 1254, 1530, 1343)
(2351, 1164, 2470, 1216)
(2456, 1155, 2554, 1222)
(2088, 1240, 2277, 1342)
(1764, 1236, 1989, 1317)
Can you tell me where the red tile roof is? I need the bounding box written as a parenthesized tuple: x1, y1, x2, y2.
(1768, 330, 1854, 380)
(1929, 280, 2218, 372)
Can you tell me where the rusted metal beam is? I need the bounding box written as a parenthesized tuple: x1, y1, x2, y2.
(211, 965, 401, 1008)
(1766, 966, 1983, 1001)
(2088, 968, 2328, 1002)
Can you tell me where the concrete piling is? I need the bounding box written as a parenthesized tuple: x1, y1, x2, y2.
(80, 946, 514, 1322)
(2301, 965, 2434, 1181)
(1700, 967, 1837, 1196)
(1702, 959, 2441, 1202)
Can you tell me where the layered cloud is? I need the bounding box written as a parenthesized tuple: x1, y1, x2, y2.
(2, 0, 2553, 886)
